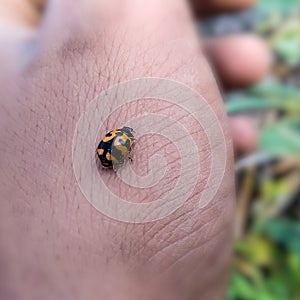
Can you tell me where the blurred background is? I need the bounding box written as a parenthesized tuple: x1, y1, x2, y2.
(200, 1, 300, 299)
(1, 0, 299, 299)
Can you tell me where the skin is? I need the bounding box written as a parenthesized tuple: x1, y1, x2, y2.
(0, 0, 40, 26)
(205, 34, 271, 88)
(0, 0, 270, 299)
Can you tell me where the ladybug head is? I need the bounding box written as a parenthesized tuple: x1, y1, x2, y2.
(121, 126, 133, 133)
(121, 126, 135, 138)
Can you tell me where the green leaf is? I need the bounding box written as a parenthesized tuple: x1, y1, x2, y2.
(258, 0, 300, 12)
(271, 18, 300, 66)
(225, 83, 300, 114)
(259, 119, 300, 156)
(226, 97, 285, 114)
(259, 219, 300, 253)
(228, 272, 256, 299)
(251, 83, 300, 100)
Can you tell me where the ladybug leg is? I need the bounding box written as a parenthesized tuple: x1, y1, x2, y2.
(112, 162, 121, 172)
(112, 159, 126, 172)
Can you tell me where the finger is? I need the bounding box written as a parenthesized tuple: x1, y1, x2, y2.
(0, 0, 39, 83)
(229, 116, 258, 153)
(190, 0, 257, 16)
(0, 23, 37, 109)
(0, 0, 41, 26)
(27, 0, 47, 12)
(204, 34, 271, 88)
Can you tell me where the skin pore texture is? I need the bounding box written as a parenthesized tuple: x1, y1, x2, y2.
(0, 0, 269, 299)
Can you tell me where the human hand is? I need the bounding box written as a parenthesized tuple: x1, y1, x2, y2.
(0, 0, 270, 299)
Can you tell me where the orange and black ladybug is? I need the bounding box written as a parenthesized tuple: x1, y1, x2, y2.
(96, 126, 135, 171)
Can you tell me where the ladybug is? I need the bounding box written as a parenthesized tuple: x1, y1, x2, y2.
(96, 126, 135, 171)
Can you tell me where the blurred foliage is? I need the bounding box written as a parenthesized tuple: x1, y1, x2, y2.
(225, 0, 300, 299)
(226, 83, 300, 156)
(258, 0, 300, 14)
